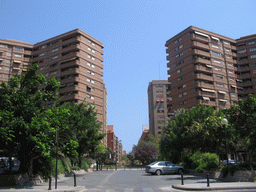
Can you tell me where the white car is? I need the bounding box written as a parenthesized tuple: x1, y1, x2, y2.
(145, 161, 184, 176)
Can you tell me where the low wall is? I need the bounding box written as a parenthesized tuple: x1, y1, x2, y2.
(188, 169, 256, 182)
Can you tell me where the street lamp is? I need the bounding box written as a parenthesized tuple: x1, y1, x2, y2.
(221, 118, 228, 165)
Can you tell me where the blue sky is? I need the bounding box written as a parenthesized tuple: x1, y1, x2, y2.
(1, 0, 256, 153)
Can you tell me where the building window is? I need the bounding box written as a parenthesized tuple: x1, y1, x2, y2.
(0, 44, 5, 47)
(39, 67, 44, 71)
(6, 59, 10, 64)
(248, 41, 255, 45)
(39, 53, 45, 57)
(5, 67, 10, 71)
(176, 60, 184, 66)
(249, 48, 256, 52)
(175, 45, 183, 51)
(253, 70, 256, 74)
(213, 51, 220, 56)
(212, 44, 218, 48)
(215, 67, 222, 71)
(251, 55, 256, 59)
(226, 55, 232, 59)
(224, 41, 230, 45)
(7, 52, 11, 56)
(177, 68, 185, 73)
(45, 73, 49, 77)
(225, 48, 230, 52)
(175, 37, 182, 44)
(176, 52, 183, 58)
(227, 62, 233, 66)
(178, 76, 185, 81)
(52, 40, 59, 45)
(230, 77, 234, 81)
(216, 75, 224, 79)
(228, 70, 234, 74)
(237, 49, 246, 54)
(15, 47, 23, 50)
(4, 74, 9, 78)
(232, 93, 237, 97)
(52, 55, 58, 60)
(217, 82, 224, 87)
(88, 40, 95, 46)
(87, 95, 95, 100)
(52, 48, 59, 52)
(41, 45, 46, 49)
(213, 59, 221, 63)
(50, 70, 57, 75)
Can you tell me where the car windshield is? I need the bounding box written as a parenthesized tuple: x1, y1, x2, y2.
(148, 162, 158, 166)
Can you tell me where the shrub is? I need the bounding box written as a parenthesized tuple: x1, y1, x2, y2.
(51, 159, 65, 176)
(190, 151, 219, 172)
(80, 158, 89, 171)
(72, 166, 80, 170)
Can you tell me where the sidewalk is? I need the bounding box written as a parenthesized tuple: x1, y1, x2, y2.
(172, 182, 256, 191)
(0, 186, 85, 192)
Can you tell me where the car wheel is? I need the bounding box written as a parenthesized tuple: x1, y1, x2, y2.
(155, 170, 161, 176)
(178, 168, 183, 174)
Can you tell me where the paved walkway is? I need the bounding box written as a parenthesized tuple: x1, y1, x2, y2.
(172, 182, 256, 191)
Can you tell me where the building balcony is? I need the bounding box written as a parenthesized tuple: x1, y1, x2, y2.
(61, 52, 80, 61)
(192, 41, 209, 50)
(240, 73, 251, 79)
(218, 101, 230, 108)
(191, 33, 209, 43)
(24, 50, 32, 55)
(237, 66, 250, 72)
(193, 49, 210, 58)
(231, 45, 236, 50)
(196, 90, 216, 97)
(62, 44, 81, 53)
(60, 76, 78, 84)
(244, 89, 254, 94)
(238, 59, 249, 65)
(195, 82, 215, 89)
(242, 81, 253, 87)
(231, 52, 237, 57)
(198, 100, 217, 106)
(62, 36, 81, 45)
(217, 92, 230, 100)
(195, 73, 213, 81)
(194, 65, 213, 73)
(194, 57, 211, 65)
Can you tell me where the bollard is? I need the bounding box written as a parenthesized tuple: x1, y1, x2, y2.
(74, 173, 77, 187)
(48, 176, 52, 190)
(181, 172, 184, 185)
(207, 172, 210, 187)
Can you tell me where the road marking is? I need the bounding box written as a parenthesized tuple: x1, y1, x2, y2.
(124, 188, 134, 192)
(97, 171, 118, 187)
(142, 188, 154, 192)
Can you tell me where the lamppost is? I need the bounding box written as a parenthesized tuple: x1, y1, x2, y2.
(55, 126, 59, 189)
(221, 118, 228, 165)
(115, 137, 118, 170)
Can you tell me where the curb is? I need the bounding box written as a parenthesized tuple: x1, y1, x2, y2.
(172, 184, 256, 191)
(0, 186, 85, 192)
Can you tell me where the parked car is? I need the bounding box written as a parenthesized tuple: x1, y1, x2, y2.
(222, 160, 240, 164)
(145, 161, 184, 176)
(0, 157, 20, 174)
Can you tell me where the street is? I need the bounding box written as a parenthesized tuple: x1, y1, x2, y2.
(47, 169, 256, 192)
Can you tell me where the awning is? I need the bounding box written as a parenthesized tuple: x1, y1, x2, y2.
(203, 97, 210, 101)
(161, 100, 164, 102)
(218, 91, 226, 94)
(236, 79, 243, 82)
(211, 36, 219, 41)
(13, 67, 20, 70)
(22, 68, 27, 71)
(231, 85, 237, 88)
(13, 60, 22, 63)
(156, 100, 160, 102)
(219, 99, 227, 102)
(237, 87, 244, 90)
(206, 65, 212, 68)
(195, 31, 209, 38)
(23, 63, 28, 65)
(60, 57, 77, 64)
(201, 88, 215, 93)
(0, 58, 3, 61)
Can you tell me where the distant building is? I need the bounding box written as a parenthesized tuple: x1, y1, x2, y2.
(139, 125, 149, 142)
(148, 80, 171, 137)
(107, 125, 122, 161)
(166, 26, 256, 112)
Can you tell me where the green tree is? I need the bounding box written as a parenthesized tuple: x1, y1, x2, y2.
(224, 94, 256, 169)
(0, 64, 59, 178)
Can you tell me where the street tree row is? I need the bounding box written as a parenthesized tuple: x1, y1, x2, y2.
(0, 64, 105, 179)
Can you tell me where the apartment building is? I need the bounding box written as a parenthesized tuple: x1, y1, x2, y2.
(148, 80, 171, 137)
(166, 26, 256, 112)
(106, 125, 123, 162)
(0, 29, 107, 144)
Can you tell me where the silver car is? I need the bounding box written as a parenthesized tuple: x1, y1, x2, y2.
(145, 161, 184, 176)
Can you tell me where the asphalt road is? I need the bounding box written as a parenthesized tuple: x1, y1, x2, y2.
(51, 169, 256, 192)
